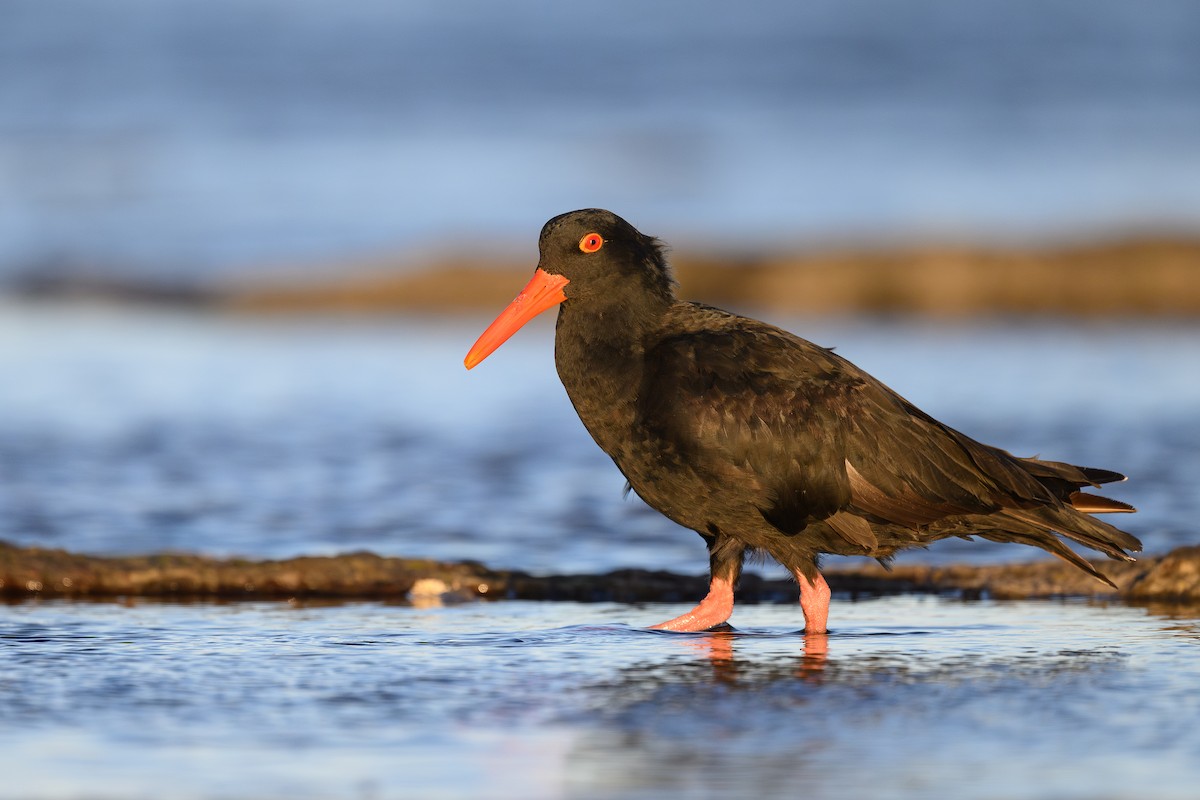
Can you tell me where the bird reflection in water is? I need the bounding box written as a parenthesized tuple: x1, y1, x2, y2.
(673, 629, 829, 685)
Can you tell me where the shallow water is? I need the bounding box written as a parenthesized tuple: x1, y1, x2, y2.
(2, 598, 1198, 799)
(2, 304, 1200, 797)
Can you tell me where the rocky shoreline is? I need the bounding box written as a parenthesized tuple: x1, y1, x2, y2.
(3, 540, 1197, 606)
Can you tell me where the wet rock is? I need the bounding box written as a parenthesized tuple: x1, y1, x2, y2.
(824, 558, 1146, 601)
(0, 541, 501, 602)
(1123, 546, 1200, 602)
(2, 539, 1198, 607)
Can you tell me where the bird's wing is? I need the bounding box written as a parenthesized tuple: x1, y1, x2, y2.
(638, 306, 1053, 537)
(838, 377, 1060, 524)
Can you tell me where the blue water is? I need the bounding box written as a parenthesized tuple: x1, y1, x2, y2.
(3, 0, 1200, 280)
(2, 304, 1199, 798)
(2, 303, 1196, 571)
(3, 599, 1198, 799)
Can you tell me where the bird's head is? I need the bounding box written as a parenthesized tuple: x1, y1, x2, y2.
(464, 209, 672, 369)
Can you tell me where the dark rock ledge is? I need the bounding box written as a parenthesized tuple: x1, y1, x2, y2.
(2, 540, 1198, 606)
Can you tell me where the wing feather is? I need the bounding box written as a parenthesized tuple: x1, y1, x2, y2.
(637, 306, 1028, 535)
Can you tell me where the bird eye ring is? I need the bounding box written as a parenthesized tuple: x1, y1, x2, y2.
(579, 233, 604, 253)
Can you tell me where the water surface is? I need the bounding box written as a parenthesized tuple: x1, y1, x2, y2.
(2, 598, 1198, 799)
(2, 305, 1198, 798)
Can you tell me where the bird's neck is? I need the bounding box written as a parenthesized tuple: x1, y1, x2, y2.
(553, 287, 671, 452)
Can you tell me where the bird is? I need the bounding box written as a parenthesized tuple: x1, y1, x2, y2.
(463, 209, 1140, 634)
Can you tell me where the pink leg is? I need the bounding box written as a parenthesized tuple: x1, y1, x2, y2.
(649, 575, 735, 632)
(796, 570, 831, 634)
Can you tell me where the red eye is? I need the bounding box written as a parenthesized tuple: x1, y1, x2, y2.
(579, 233, 604, 253)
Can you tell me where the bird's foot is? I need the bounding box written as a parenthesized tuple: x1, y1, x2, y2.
(796, 570, 831, 635)
(649, 575, 735, 632)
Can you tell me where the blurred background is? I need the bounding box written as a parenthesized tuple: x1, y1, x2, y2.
(4, 0, 1200, 286)
(2, 0, 1199, 572)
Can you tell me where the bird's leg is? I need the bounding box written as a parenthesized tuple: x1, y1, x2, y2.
(650, 537, 745, 632)
(795, 568, 831, 634)
(648, 574, 735, 631)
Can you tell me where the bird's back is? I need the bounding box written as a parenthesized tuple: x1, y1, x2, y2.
(627, 302, 1139, 579)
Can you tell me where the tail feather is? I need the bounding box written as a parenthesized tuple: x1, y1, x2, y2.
(1019, 457, 1127, 490)
(949, 498, 1141, 589)
(975, 525, 1119, 589)
(1069, 491, 1136, 514)
(1078, 466, 1127, 486)
(1007, 505, 1141, 558)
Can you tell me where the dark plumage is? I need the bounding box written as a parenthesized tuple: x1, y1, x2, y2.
(465, 209, 1140, 633)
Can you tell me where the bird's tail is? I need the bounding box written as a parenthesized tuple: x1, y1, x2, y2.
(962, 505, 1140, 589)
(952, 456, 1141, 588)
(1019, 458, 1134, 509)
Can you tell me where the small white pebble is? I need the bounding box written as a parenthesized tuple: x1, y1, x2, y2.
(409, 578, 450, 597)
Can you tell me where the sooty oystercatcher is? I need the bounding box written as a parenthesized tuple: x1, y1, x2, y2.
(464, 209, 1139, 634)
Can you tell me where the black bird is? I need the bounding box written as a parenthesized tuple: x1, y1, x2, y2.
(464, 209, 1139, 633)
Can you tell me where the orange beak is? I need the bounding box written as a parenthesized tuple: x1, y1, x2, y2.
(464, 268, 570, 369)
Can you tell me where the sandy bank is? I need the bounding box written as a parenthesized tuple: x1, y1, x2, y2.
(222, 237, 1200, 317)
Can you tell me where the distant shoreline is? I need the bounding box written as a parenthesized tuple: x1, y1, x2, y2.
(224, 236, 1200, 318)
(11, 237, 1200, 317)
